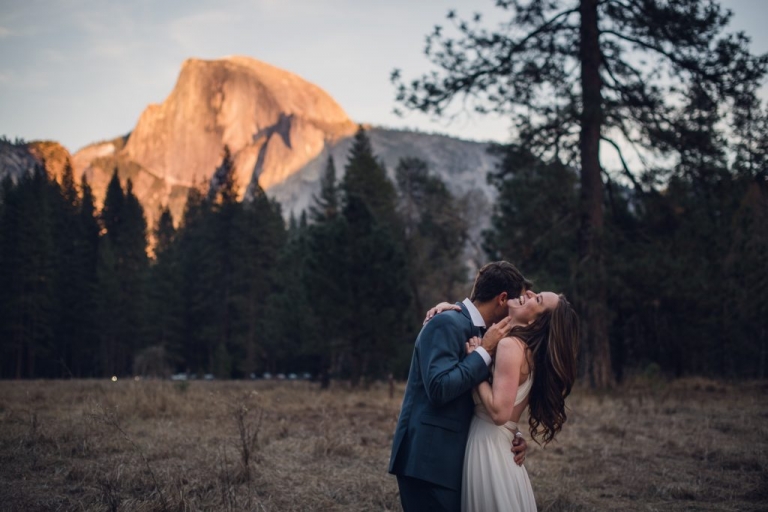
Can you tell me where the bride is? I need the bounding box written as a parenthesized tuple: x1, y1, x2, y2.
(429, 290, 579, 511)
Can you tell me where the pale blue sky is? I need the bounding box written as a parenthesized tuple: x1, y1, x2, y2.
(1, 0, 766, 152)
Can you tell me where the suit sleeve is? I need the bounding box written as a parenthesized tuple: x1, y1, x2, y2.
(418, 318, 491, 407)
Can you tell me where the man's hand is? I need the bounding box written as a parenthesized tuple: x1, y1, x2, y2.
(481, 317, 513, 357)
(512, 432, 527, 466)
(423, 302, 461, 324)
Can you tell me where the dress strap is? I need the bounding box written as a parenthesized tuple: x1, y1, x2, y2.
(514, 373, 533, 406)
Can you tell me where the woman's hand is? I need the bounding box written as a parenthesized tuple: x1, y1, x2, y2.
(465, 336, 482, 354)
(423, 302, 461, 324)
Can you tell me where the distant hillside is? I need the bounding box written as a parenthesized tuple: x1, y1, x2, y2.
(0, 139, 73, 185)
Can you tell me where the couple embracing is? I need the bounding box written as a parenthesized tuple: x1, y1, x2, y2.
(389, 261, 580, 511)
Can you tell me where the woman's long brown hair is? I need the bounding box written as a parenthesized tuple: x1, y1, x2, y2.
(510, 295, 579, 445)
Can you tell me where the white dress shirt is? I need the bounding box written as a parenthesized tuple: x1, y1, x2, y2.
(462, 298, 492, 366)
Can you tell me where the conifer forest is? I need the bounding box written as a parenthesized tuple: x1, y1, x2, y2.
(2, 123, 766, 384)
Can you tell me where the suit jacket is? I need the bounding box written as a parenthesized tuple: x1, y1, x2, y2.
(388, 302, 490, 491)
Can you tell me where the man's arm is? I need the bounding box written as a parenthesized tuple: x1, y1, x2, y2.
(418, 318, 490, 407)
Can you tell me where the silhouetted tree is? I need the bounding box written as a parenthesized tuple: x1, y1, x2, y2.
(309, 155, 340, 222)
(177, 186, 216, 374)
(483, 146, 578, 293)
(233, 184, 286, 377)
(145, 207, 184, 369)
(393, 0, 768, 386)
(96, 172, 149, 376)
(339, 128, 410, 386)
(395, 157, 468, 325)
(304, 182, 348, 387)
(0, 168, 56, 377)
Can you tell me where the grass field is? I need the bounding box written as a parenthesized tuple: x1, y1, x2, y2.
(0, 377, 766, 511)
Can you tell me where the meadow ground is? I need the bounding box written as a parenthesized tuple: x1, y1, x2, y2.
(0, 377, 766, 511)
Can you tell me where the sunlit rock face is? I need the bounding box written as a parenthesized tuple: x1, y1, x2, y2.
(122, 56, 357, 194)
(27, 141, 73, 185)
(71, 56, 359, 227)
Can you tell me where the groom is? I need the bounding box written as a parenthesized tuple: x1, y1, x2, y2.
(389, 261, 531, 511)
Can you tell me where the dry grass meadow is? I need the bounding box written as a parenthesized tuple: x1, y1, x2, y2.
(0, 377, 766, 511)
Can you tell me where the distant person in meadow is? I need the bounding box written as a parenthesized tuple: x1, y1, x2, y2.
(389, 261, 531, 511)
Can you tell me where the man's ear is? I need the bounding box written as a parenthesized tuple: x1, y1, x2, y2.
(498, 291, 508, 306)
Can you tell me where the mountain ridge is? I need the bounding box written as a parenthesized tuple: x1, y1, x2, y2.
(1, 56, 500, 258)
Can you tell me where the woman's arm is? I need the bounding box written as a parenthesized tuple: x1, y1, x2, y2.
(423, 302, 461, 324)
(476, 337, 526, 425)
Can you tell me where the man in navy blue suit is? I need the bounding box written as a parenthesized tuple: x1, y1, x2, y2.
(389, 261, 531, 511)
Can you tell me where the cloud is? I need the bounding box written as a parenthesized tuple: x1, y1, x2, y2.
(87, 40, 147, 59)
(167, 10, 238, 52)
(70, 5, 136, 37)
(39, 48, 66, 64)
(0, 26, 11, 37)
(0, 70, 49, 89)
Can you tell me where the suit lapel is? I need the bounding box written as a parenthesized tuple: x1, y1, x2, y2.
(458, 302, 485, 338)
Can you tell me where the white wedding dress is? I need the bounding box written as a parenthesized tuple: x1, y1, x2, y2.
(461, 374, 537, 511)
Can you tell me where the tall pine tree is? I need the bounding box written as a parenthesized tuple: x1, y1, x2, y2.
(393, 0, 768, 387)
(338, 127, 410, 386)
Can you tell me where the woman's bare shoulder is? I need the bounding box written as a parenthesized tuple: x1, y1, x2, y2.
(497, 336, 527, 359)
(499, 336, 527, 351)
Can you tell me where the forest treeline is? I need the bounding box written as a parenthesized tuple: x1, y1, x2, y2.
(1, 124, 766, 383)
(0, 129, 467, 383)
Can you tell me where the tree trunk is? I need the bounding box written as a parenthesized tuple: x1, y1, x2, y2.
(350, 350, 362, 388)
(578, 0, 613, 388)
(15, 338, 23, 379)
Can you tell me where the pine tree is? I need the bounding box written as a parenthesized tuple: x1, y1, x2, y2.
(335, 127, 410, 386)
(396, 157, 468, 324)
(146, 207, 184, 370)
(304, 209, 350, 387)
(96, 171, 125, 376)
(76, 176, 101, 377)
(342, 127, 399, 233)
(154, 207, 176, 255)
(309, 156, 340, 222)
(0, 177, 10, 376)
(483, 146, 578, 292)
(233, 184, 286, 377)
(101, 170, 124, 245)
(341, 194, 409, 385)
(0, 176, 20, 377)
(727, 180, 768, 378)
(50, 161, 82, 377)
(207, 148, 242, 376)
(96, 235, 123, 376)
(96, 173, 149, 376)
(178, 186, 216, 374)
(0, 167, 57, 377)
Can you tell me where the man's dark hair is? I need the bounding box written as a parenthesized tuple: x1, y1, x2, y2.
(470, 261, 532, 303)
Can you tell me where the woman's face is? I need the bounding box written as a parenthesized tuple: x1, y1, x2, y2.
(507, 290, 559, 325)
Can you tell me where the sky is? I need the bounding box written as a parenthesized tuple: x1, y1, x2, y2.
(1, 0, 767, 153)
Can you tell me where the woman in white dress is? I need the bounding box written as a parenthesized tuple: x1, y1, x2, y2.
(430, 290, 579, 511)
